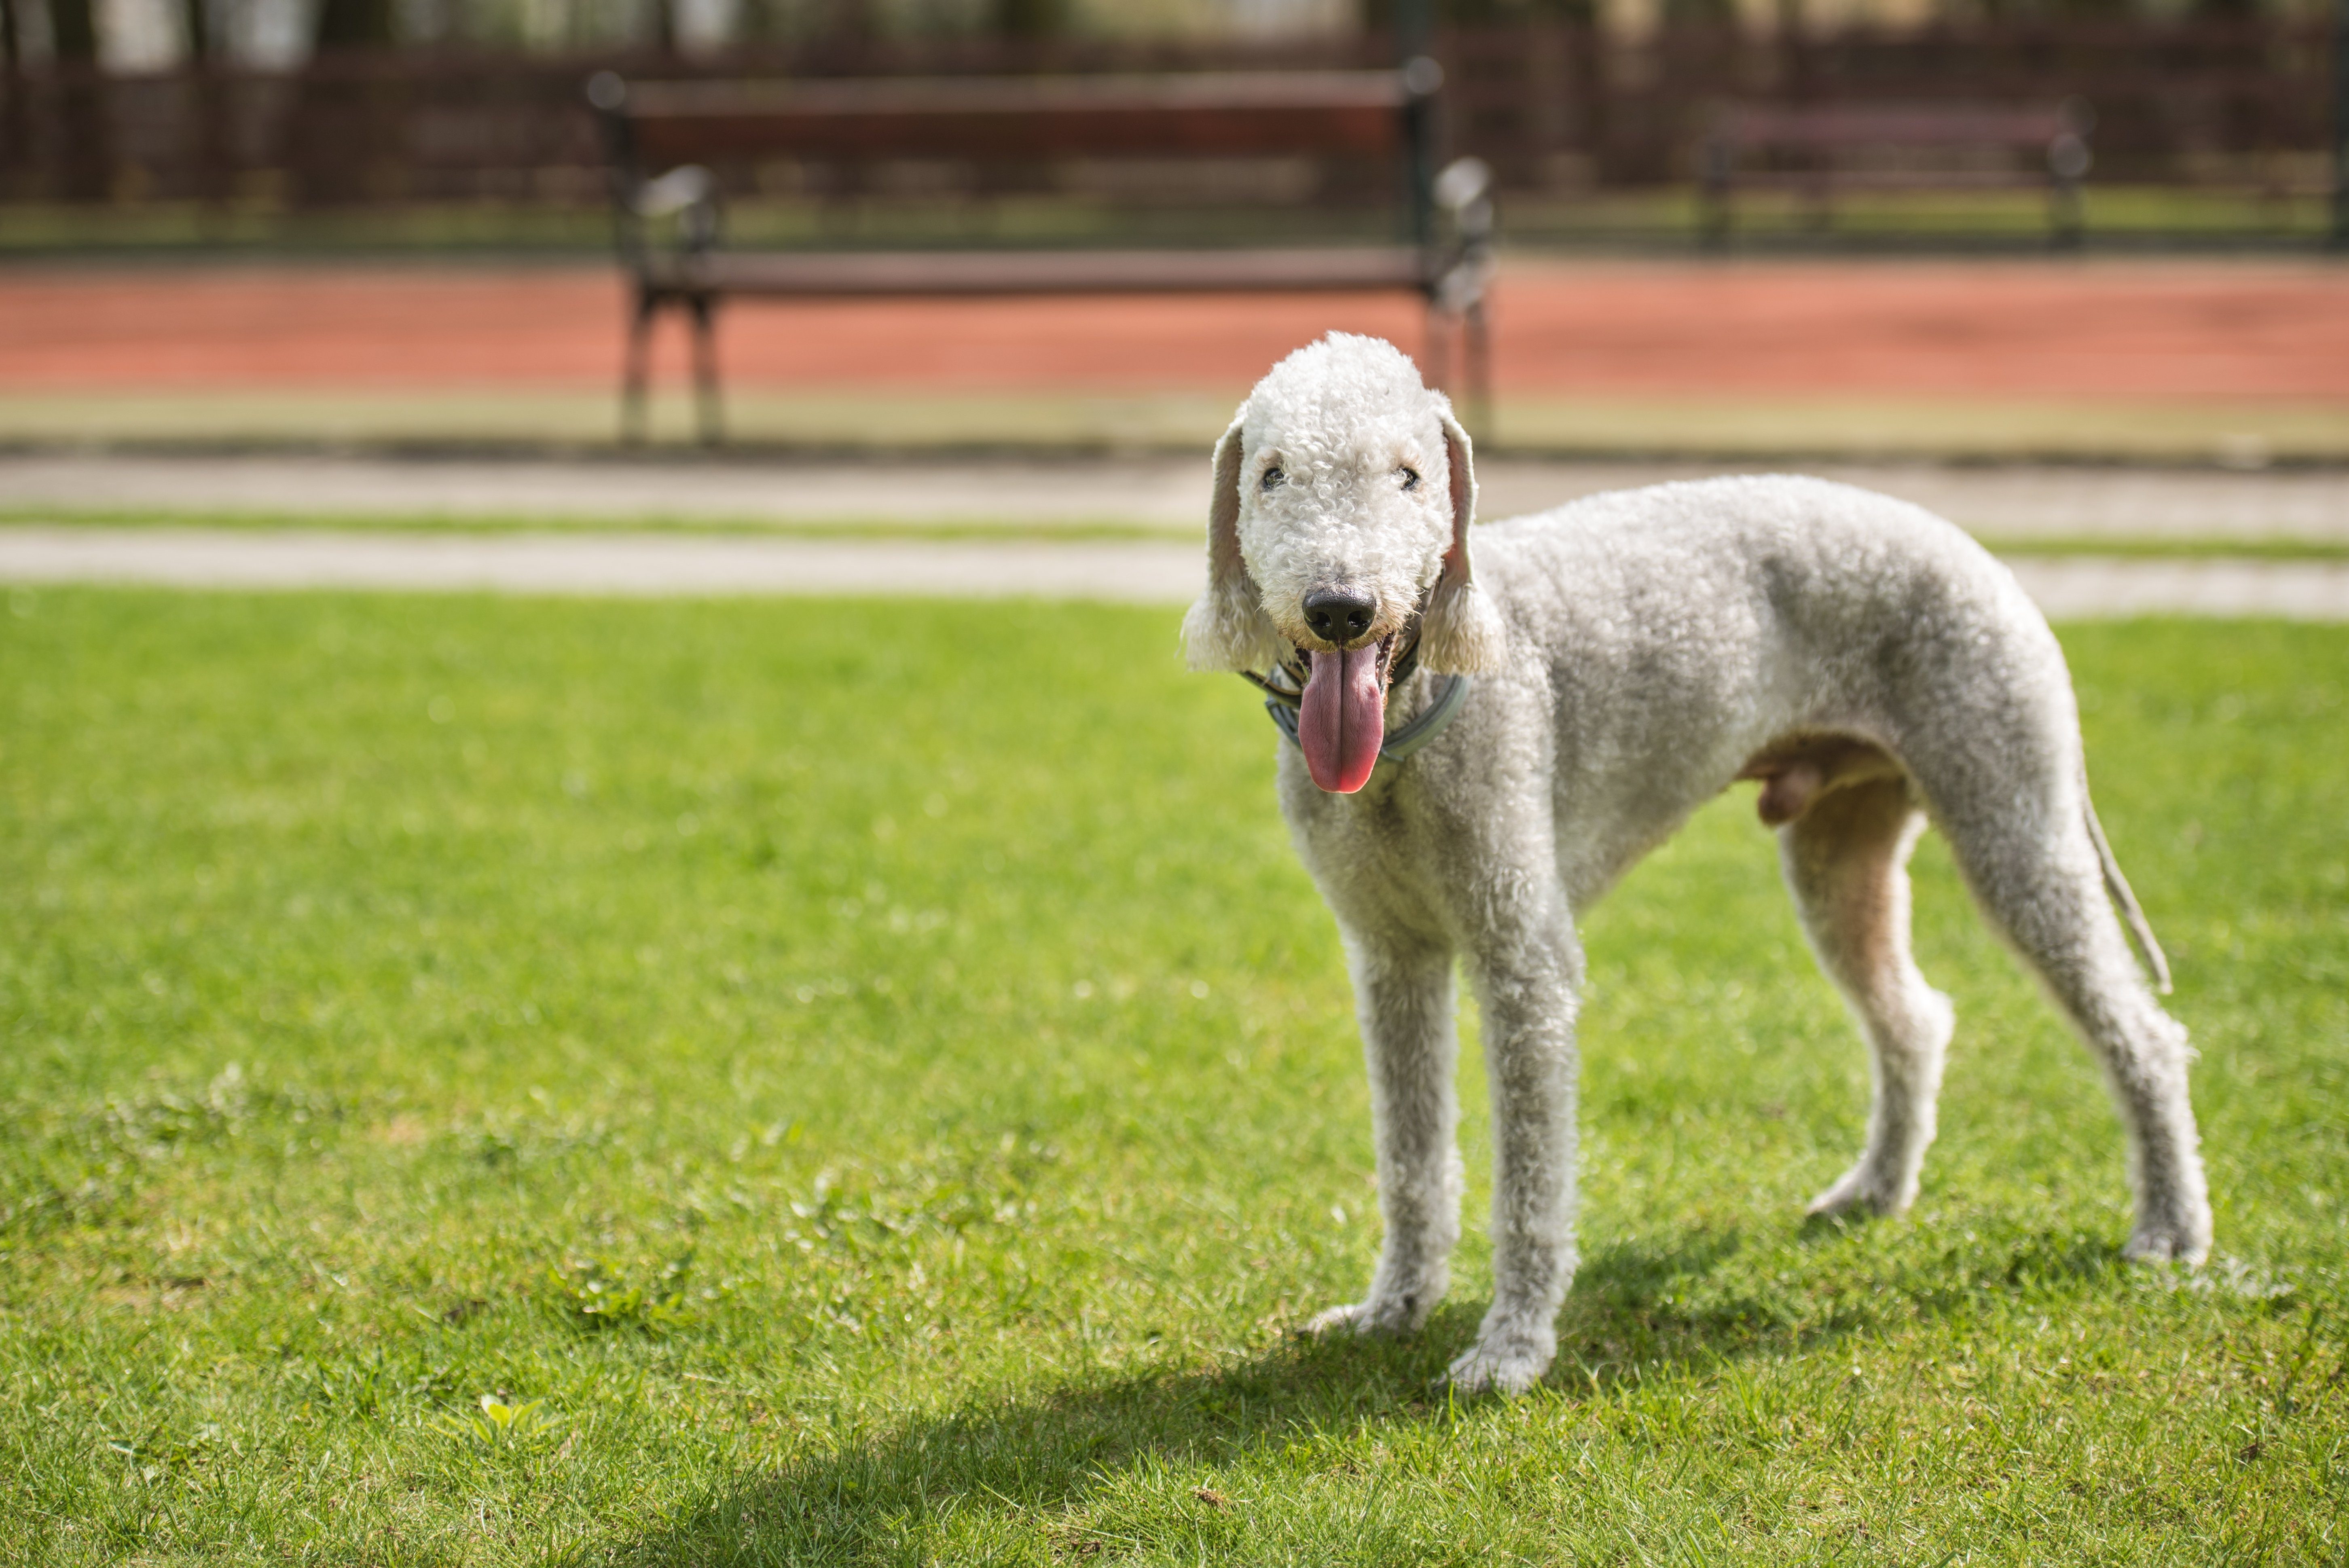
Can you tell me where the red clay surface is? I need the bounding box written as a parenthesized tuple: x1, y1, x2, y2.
(5, 258, 2344, 400)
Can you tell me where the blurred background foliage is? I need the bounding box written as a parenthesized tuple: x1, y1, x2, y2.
(3, 0, 2331, 73)
(0, 0, 2336, 247)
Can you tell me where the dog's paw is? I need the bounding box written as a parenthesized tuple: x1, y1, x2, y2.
(2122, 1211, 2212, 1266)
(1305, 1295, 1420, 1339)
(1305, 1301, 1376, 1338)
(1444, 1334, 1552, 1397)
(1804, 1164, 1911, 1221)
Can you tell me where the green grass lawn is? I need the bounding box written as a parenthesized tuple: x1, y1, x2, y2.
(2, 591, 2344, 1565)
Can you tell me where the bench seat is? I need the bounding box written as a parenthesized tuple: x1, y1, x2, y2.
(641, 245, 1434, 299)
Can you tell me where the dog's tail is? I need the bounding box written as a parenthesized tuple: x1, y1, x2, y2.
(2082, 781, 2171, 995)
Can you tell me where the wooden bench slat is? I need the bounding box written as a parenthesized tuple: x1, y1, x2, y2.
(629, 71, 1414, 162)
(1731, 169, 2053, 190)
(645, 246, 1432, 298)
(629, 71, 1413, 118)
(1718, 104, 2074, 147)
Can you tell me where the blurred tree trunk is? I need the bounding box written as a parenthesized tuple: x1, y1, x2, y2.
(1661, 0, 1736, 24)
(50, 0, 110, 201)
(645, 0, 678, 55)
(182, 0, 228, 210)
(738, 0, 780, 45)
(51, 0, 99, 58)
(1, 0, 21, 199)
(311, 0, 395, 51)
(990, 0, 1063, 38)
(1776, 0, 1805, 100)
(295, 0, 398, 209)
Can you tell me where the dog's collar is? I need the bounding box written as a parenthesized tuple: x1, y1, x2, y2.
(1240, 659, 1473, 768)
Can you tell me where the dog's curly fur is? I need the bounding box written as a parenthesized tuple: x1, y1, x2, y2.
(1186, 334, 2211, 1395)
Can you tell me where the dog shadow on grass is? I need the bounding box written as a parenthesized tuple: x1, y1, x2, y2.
(591, 1219, 2113, 1564)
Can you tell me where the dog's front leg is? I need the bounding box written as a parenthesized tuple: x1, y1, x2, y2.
(1309, 930, 1462, 1338)
(1451, 897, 1583, 1395)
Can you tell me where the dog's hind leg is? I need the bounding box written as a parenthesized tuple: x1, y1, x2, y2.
(1308, 930, 1464, 1338)
(1937, 778, 2210, 1262)
(1780, 774, 1956, 1219)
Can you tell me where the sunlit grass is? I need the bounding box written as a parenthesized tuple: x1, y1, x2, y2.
(1, 592, 2342, 1564)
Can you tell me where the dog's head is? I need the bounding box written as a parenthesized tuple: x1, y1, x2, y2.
(1181, 333, 1506, 792)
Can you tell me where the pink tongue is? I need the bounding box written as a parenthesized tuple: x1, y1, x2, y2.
(1299, 645, 1386, 794)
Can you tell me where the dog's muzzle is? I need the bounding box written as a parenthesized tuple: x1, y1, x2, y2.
(1244, 606, 1472, 791)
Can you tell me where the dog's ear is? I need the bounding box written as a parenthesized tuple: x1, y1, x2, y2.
(1182, 411, 1287, 673)
(1418, 405, 1509, 675)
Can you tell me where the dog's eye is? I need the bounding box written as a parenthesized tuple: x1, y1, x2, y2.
(1399, 467, 1421, 491)
(1261, 467, 1285, 492)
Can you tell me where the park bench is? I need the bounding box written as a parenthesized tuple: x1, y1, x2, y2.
(1701, 101, 2095, 247)
(586, 64, 1495, 445)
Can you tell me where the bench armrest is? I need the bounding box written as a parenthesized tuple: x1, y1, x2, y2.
(635, 163, 722, 258)
(590, 72, 722, 278)
(1431, 156, 1494, 314)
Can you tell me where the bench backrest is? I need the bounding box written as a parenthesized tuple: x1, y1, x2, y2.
(610, 71, 1420, 164)
(590, 65, 1442, 247)
(1714, 102, 2082, 152)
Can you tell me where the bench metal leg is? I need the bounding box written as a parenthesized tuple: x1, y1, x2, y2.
(1699, 142, 1734, 252)
(1700, 187, 1733, 252)
(1422, 300, 1491, 442)
(2050, 176, 2084, 250)
(689, 293, 723, 447)
(1422, 304, 1452, 409)
(622, 288, 657, 446)
(1463, 298, 1493, 441)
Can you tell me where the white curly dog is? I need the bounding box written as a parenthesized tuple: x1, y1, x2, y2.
(1183, 333, 2210, 1395)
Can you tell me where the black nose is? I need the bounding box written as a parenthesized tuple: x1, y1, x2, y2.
(1301, 587, 1378, 644)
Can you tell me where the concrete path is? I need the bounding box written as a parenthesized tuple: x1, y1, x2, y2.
(2004, 557, 2349, 620)
(5, 525, 2346, 619)
(0, 527, 1202, 603)
(5, 453, 2342, 616)
(3, 453, 2346, 541)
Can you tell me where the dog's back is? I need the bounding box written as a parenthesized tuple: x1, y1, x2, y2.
(1465, 475, 2065, 889)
